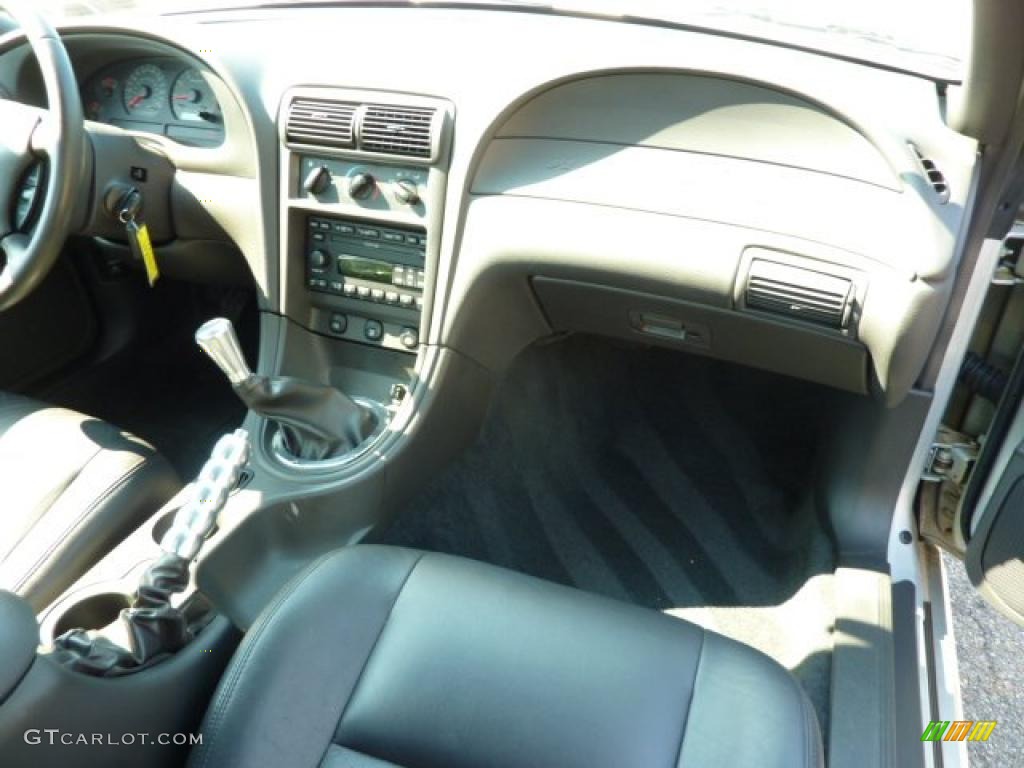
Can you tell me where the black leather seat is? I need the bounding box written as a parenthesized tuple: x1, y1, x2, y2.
(0, 392, 179, 609)
(189, 546, 824, 768)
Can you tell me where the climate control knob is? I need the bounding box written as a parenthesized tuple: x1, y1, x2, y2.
(302, 166, 331, 196)
(349, 172, 376, 200)
(394, 179, 420, 206)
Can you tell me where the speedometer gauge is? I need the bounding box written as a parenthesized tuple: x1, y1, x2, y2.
(123, 63, 168, 116)
(170, 68, 219, 123)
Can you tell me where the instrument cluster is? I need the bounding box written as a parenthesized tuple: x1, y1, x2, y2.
(82, 57, 224, 148)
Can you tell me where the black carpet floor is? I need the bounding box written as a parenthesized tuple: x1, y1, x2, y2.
(374, 335, 843, 736)
(39, 320, 249, 480)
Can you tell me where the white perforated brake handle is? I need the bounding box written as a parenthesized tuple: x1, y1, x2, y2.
(159, 429, 251, 560)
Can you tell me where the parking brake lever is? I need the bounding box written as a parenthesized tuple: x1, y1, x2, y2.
(53, 430, 250, 676)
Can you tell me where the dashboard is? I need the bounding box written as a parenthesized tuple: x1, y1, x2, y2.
(82, 57, 224, 147)
(0, 6, 981, 407)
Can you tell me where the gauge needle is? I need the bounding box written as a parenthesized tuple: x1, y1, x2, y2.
(128, 94, 145, 108)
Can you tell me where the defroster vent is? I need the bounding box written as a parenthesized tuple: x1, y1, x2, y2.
(285, 98, 357, 148)
(910, 144, 950, 204)
(360, 104, 436, 158)
(745, 259, 854, 329)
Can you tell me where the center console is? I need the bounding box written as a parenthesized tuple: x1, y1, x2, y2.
(0, 89, 463, 768)
(279, 88, 453, 357)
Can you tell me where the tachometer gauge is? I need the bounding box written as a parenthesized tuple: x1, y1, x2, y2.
(123, 63, 168, 116)
(170, 68, 220, 123)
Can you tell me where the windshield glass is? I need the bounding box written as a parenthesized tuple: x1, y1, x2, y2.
(29, 0, 970, 81)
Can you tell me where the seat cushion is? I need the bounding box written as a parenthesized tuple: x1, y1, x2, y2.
(0, 392, 179, 609)
(189, 546, 823, 768)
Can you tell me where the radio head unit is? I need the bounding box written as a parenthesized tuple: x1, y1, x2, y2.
(305, 215, 427, 351)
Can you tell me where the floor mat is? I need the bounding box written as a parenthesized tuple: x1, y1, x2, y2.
(374, 335, 841, 735)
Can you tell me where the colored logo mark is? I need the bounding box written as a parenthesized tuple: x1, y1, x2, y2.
(921, 720, 997, 742)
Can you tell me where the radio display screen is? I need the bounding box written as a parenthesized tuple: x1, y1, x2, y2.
(338, 255, 394, 283)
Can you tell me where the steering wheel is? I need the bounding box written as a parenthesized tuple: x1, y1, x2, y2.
(0, 3, 85, 311)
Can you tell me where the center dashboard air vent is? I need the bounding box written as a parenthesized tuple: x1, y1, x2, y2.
(283, 94, 441, 160)
(744, 258, 855, 330)
(359, 104, 436, 158)
(285, 98, 357, 148)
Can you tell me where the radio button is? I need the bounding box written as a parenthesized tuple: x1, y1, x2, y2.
(356, 285, 370, 299)
(333, 223, 355, 234)
(309, 249, 328, 269)
(370, 288, 385, 302)
(399, 293, 414, 308)
(404, 234, 420, 245)
(415, 297, 424, 310)
(343, 283, 356, 297)
(329, 281, 344, 293)
(385, 291, 399, 304)
(356, 226, 379, 239)
(399, 327, 419, 350)
(364, 320, 383, 341)
(382, 231, 404, 243)
(329, 314, 348, 335)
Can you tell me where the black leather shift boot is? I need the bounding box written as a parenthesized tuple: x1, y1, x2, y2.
(53, 553, 192, 676)
(233, 375, 376, 460)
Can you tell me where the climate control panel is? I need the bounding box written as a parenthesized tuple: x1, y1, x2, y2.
(305, 215, 426, 352)
(298, 155, 428, 216)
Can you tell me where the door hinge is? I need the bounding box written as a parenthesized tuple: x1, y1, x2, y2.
(919, 427, 979, 554)
(992, 236, 1024, 285)
(922, 428, 979, 486)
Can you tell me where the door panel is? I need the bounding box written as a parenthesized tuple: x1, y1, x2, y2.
(965, 441, 1024, 625)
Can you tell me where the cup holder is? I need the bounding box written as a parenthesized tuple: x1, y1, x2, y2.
(51, 592, 132, 637)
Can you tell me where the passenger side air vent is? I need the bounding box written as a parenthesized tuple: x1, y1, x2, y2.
(359, 104, 436, 158)
(745, 259, 854, 329)
(285, 98, 357, 148)
(910, 145, 950, 204)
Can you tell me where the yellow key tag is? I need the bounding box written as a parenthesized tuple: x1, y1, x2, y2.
(127, 219, 160, 287)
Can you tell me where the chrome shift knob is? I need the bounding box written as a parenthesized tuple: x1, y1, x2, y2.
(195, 317, 252, 385)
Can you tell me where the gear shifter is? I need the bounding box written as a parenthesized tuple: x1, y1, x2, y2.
(196, 317, 376, 460)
